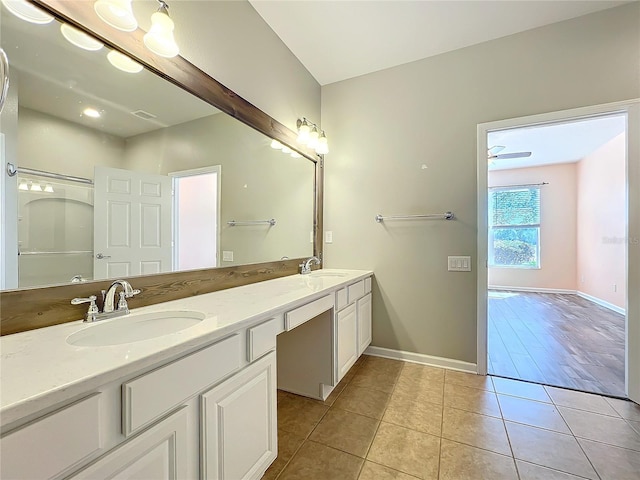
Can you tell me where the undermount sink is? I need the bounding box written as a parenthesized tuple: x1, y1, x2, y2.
(66, 310, 206, 347)
(307, 271, 349, 278)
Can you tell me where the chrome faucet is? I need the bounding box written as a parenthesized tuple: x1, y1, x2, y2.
(71, 279, 141, 322)
(300, 256, 321, 274)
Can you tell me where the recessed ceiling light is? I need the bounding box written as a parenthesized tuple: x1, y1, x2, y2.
(107, 50, 143, 73)
(1, 0, 54, 24)
(60, 23, 104, 51)
(83, 107, 101, 118)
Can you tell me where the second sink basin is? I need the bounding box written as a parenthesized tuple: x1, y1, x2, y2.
(67, 310, 206, 347)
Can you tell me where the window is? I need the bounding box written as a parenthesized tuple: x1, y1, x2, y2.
(488, 186, 540, 268)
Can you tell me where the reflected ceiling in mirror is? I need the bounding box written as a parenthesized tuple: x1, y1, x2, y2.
(0, 5, 315, 290)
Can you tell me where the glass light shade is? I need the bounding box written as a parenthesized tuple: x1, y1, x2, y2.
(94, 0, 138, 32)
(30, 182, 42, 192)
(307, 127, 319, 150)
(143, 10, 179, 58)
(60, 23, 104, 51)
(83, 107, 101, 118)
(107, 50, 143, 73)
(44, 184, 54, 193)
(297, 119, 310, 144)
(270, 139, 283, 149)
(18, 180, 29, 191)
(316, 132, 329, 155)
(1, 0, 54, 24)
(281, 146, 292, 154)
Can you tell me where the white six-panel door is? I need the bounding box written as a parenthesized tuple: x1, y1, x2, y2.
(93, 166, 172, 280)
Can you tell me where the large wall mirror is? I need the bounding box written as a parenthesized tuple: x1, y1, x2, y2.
(0, 1, 316, 291)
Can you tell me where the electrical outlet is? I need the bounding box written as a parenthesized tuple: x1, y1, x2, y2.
(222, 250, 234, 262)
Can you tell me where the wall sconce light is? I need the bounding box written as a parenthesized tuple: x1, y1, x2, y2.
(1, 0, 54, 24)
(296, 118, 329, 155)
(60, 23, 104, 51)
(94, 0, 138, 32)
(107, 49, 143, 73)
(143, 0, 179, 58)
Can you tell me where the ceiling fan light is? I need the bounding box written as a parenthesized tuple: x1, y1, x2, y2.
(60, 23, 104, 51)
(107, 50, 143, 73)
(143, 4, 179, 58)
(94, 0, 138, 32)
(1, 0, 54, 24)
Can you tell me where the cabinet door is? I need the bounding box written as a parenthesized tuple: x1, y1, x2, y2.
(70, 407, 189, 480)
(201, 352, 277, 480)
(358, 293, 372, 355)
(337, 303, 358, 381)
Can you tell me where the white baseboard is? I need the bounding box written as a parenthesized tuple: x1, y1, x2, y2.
(489, 285, 576, 295)
(577, 291, 626, 315)
(364, 346, 477, 374)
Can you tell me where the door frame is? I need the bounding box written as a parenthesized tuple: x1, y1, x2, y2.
(476, 99, 640, 403)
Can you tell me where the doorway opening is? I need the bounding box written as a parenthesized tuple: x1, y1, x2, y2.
(476, 100, 640, 404)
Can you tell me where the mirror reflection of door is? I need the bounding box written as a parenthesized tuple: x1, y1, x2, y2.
(170, 166, 221, 271)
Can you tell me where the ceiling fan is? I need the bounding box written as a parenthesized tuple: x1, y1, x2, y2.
(488, 145, 532, 161)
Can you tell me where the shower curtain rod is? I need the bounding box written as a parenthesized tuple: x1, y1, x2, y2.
(489, 181, 548, 190)
(6, 162, 94, 185)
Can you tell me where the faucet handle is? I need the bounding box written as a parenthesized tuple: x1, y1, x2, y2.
(127, 289, 141, 298)
(71, 295, 99, 322)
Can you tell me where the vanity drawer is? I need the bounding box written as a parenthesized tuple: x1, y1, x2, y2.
(285, 294, 334, 331)
(365, 277, 372, 294)
(247, 317, 279, 362)
(123, 334, 241, 436)
(348, 280, 365, 303)
(1, 393, 102, 480)
(336, 287, 348, 310)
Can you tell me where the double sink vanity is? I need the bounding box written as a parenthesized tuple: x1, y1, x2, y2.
(0, 269, 373, 479)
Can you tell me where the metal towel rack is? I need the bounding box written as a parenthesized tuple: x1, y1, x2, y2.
(375, 212, 454, 223)
(227, 218, 276, 227)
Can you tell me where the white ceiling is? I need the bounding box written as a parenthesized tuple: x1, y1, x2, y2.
(249, 0, 630, 86)
(487, 114, 626, 171)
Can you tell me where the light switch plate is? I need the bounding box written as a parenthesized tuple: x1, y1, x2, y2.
(325, 231, 333, 244)
(222, 251, 234, 262)
(448, 256, 471, 272)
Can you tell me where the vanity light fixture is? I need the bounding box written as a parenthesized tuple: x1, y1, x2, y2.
(291, 151, 302, 158)
(18, 180, 29, 191)
(82, 107, 101, 118)
(296, 117, 329, 155)
(94, 0, 138, 32)
(107, 50, 143, 73)
(281, 145, 293, 154)
(1, 0, 54, 24)
(44, 183, 55, 193)
(60, 23, 104, 51)
(270, 139, 283, 149)
(143, 0, 179, 58)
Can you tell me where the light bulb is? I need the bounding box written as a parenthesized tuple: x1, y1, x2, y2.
(83, 107, 101, 118)
(30, 182, 42, 192)
(94, 0, 138, 32)
(297, 119, 310, 144)
(143, 3, 179, 58)
(1, 0, 54, 24)
(307, 126, 319, 150)
(60, 23, 104, 51)
(281, 146, 292, 154)
(18, 180, 29, 191)
(316, 131, 329, 155)
(270, 139, 283, 149)
(44, 184, 54, 193)
(107, 50, 143, 73)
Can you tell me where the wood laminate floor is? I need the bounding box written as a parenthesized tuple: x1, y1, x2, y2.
(488, 291, 626, 397)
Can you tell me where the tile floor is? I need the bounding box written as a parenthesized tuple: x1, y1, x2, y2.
(262, 355, 640, 480)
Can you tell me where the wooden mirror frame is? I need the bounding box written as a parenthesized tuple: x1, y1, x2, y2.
(0, 0, 324, 336)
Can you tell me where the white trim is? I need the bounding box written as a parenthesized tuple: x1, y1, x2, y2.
(364, 346, 477, 374)
(477, 98, 640, 401)
(489, 286, 576, 295)
(577, 291, 626, 316)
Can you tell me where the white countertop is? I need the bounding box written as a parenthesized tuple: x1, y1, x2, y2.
(0, 269, 372, 428)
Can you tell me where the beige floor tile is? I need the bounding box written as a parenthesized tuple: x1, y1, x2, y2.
(629, 419, 640, 435)
(382, 390, 443, 436)
(278, 440, 364, 480)
(443, 383, 502, 417)
(394, 375, 444, 406)
(505, 421, 598, 479)
(439, 439, 518, 480)
(350, 368, 400, 393)
(400, 363, 445, 383)
(605, 397, 640, 421)
(515, 460, 591, 480)
(322, 376, 350, 406)
(441, 406, 511, 455)
(579, 438, 640, 480)
(358, 461, 420, 480)
(261, 430, 305, 480)
(492, 377, 551, 403)
(498, 394, 571, 433)
(445, 369, 494, 391)
(333, 384, 391, 419)
(361, 355, 404, 374)
(367, 422, 440, 479)
(309, 408, 379, 457)
(559, 406, 640, 451)
(277, 393, 329, 438)
(545, 386, 619, 416)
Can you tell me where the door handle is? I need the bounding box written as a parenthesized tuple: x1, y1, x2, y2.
(95, 253, 111, 259)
